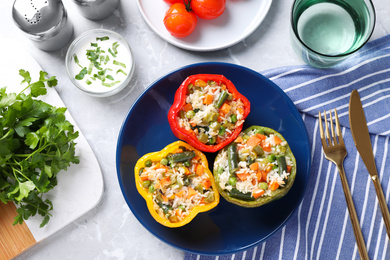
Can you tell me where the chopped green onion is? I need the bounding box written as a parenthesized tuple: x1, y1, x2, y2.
(96, 36, 109, 41)
(86, 79, 92, 85)
(102, 81, 120, 87)
(104, 55, 110, 65)
(113, 60, 126, 68)
(116, 69, 128, 76)
(91, 42, 98, 47)
(87, 62, 94, 75)
(108, 48, 116, 58)
(75, 67, 87, 80)
(106, 75, 114, 81)
(73, 54, 83, 68)
(112, 42, 119, 54)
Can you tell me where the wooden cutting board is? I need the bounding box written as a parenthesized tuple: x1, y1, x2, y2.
(0, 41, 104, 259)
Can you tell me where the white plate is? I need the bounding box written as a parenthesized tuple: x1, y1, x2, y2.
(137, 0, 273, 51)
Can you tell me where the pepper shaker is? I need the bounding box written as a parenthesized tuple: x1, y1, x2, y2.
(12, 0, 74, 52)
(72, 0, 120, 20)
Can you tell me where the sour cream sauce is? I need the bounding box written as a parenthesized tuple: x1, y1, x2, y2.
(70, 34, 132, 94)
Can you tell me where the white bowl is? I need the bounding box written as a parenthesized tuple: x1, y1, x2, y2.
(65, 29, 135, 97)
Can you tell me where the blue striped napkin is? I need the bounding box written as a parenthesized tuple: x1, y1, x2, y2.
(185, 34, 390, 260)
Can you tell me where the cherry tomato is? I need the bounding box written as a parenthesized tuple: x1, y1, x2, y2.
(163, 3, 197, 38)
(190, 0, 226, 20)
(163, 0, 183, 4)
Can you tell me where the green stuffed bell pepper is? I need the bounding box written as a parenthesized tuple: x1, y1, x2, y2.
(213, 126, 296, 207)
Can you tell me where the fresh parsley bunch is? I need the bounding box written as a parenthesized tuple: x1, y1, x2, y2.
(0, 69, 79, 227)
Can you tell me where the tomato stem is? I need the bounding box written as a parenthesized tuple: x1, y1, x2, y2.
(183, 0, 192, 11)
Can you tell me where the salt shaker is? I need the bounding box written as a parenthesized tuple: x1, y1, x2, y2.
(72, 0, 120, 20)
(12, 0, 74, 52)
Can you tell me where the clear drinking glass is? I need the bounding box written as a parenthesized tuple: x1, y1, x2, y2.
(290, 0, 376, 68)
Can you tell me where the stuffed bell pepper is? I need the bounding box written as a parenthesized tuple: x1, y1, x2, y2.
(134, 141, 220, 227)
(168, 74, 250, 153)
(213, 126, 296, 207)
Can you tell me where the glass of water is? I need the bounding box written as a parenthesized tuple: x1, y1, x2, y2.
(290, 0, 375, 68)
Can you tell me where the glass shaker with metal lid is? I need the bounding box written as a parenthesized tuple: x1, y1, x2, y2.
(12, 0, 74, 52)
(72, 0, 120, 20)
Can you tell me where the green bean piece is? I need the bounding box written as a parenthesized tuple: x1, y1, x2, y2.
(230, 114, 237, 123)
(145, 159, 152, 167)
(195, 184, 204, 194)
(168, 151, 195, 163)
(178, 205, 186, 211)
(214, 90, 229, 108)
(253, 145, 264, 157)
(277, 155, 287, 175)
(228, 143, 238, 175)
(202, 112, 219, 124)
(198, 133, 209, 143)
(187, 83, 194, 94)
(258, 182, 268, 190)
(208, 136, 217, 145)
(183, 161, 191, 167)
(204, 192, 215, 203)
(209, 121, 221, 131)
(229, 188, 255, 201)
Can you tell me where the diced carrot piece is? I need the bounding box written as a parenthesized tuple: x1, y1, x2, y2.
(261, 142, 272, 152)
(175, 190, 185, 198)
(237, 106, 244, 115)
(174, 148, 183, 154)
(246, 135, 261, 147)
(287, 165, 292, 173)
(188, 187, 197, 198)
(160, 177, 171, 187)
(235, 136, 244, 143)
(162, 195, 168, 202)
(273, 135, 283, 145)
(221, 84, 227, 90)
(256, 170, 262, 181)
(269, 181, 279, 191)
(140, 172, 149, 181)
(183, 167, 191, 175)
(175, 209, 182, 216)
(236, 173, 250, 181)
(195, 164, 204, 176)
(203, 94, 214, 105)
(183, 103, 193, 112)
(194, 79, 207, 87)
(260, 170, 268, 182)
(202, 179, 211, 190)
(249, 162, 259, 171)
(256, 133, 266, 140)
(220, 103, 231, 115)
(154, 182, 161, 189)
(252, 188, 265, 199)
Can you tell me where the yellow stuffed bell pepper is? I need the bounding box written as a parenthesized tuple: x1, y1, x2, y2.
(134, 141, 220, 228)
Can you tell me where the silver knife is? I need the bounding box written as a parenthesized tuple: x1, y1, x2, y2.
(349, 89, 390, 241)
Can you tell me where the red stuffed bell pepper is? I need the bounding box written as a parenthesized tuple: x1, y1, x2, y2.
(168, 74, 250, 153)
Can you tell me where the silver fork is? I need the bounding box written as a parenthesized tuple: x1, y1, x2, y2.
(319, 109, 369, 260)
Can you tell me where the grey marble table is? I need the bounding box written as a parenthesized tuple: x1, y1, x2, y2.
(1, 0, 389, 259)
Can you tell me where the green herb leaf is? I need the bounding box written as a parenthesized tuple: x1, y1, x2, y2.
(1, 70, 79, 227)
(75, 67, 88, 80)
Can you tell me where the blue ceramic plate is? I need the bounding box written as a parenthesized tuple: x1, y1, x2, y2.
(116, 62, 311, 255)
